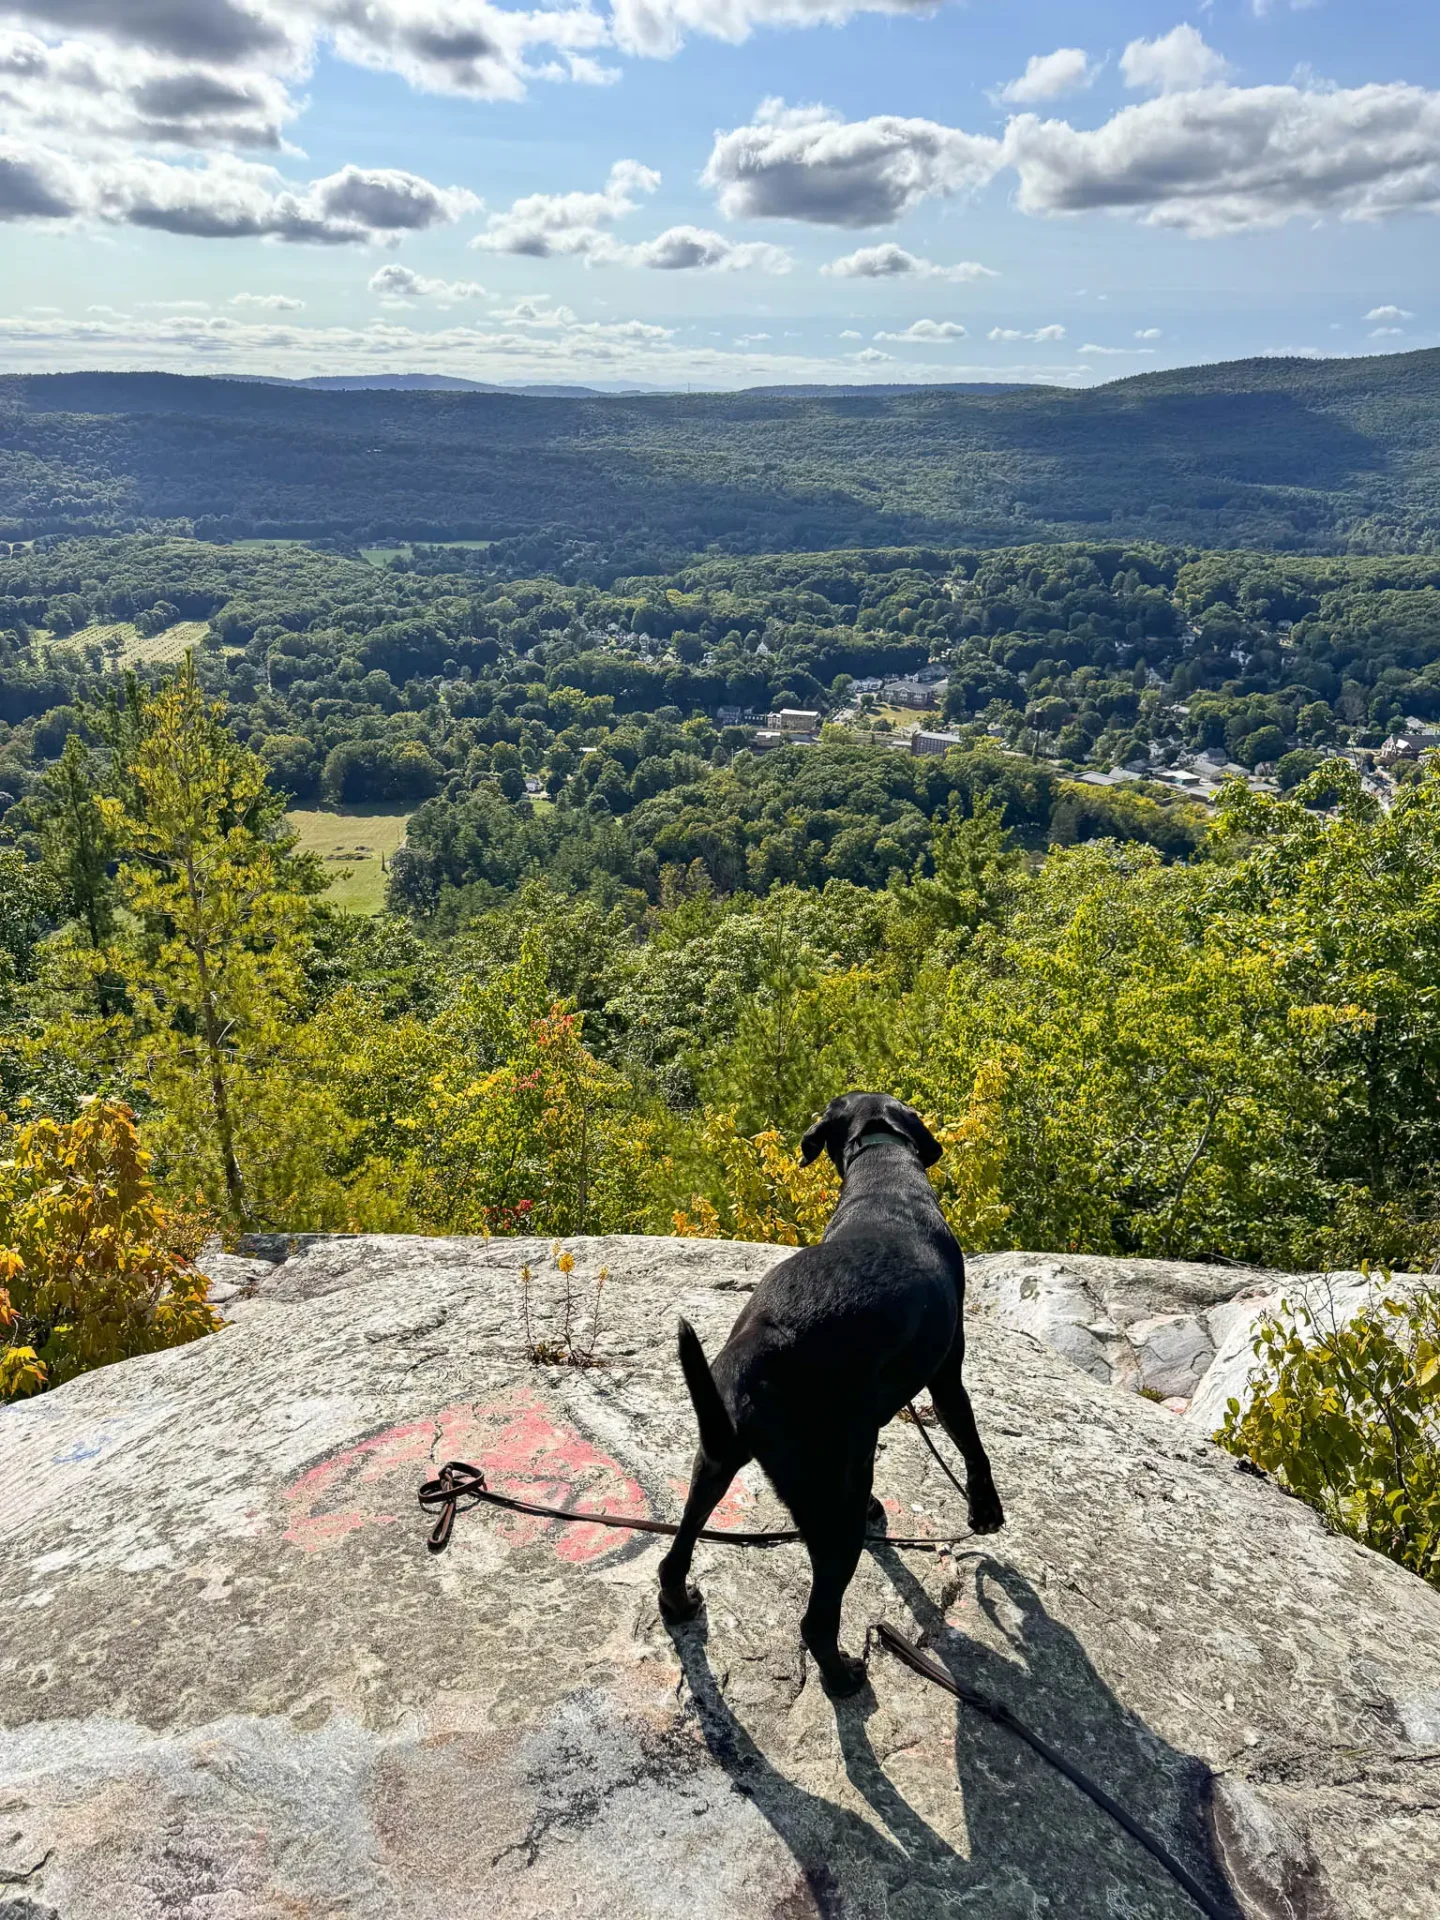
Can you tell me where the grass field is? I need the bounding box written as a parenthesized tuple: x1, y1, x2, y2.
(846, 703, 944, 740)
(287, 804, 413, 914)
(360, 539, 493, 567)
(65, 620, 212, 667)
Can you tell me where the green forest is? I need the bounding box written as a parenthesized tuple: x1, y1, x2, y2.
(3, 516, 1440, 1292)
(4, 346, 1440, 557)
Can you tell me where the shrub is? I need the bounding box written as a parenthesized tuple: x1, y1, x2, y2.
(1218, 1288, 1440, 1587)
(0, 1099, 220, 1401)
(672, 1110, 839, 1246)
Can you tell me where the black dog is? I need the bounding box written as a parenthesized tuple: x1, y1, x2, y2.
(659, 1090, 1004, 1696)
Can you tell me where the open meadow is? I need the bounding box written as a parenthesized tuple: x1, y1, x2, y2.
(64, 620, 212, 668)
(286, 803, 413, 913)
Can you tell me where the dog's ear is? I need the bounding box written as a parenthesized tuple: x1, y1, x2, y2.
(800, 1096, 851, 1166)
(800, 1111, 839, 1166)
(884, 1099, 943, 1169)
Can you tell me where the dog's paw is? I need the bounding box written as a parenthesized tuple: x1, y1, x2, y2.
(658, 1582, 704, 1623)
(818, 1652, 869, 1699)
(968, 1496, 1005, 1536)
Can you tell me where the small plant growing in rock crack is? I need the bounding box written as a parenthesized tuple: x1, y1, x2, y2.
(520, 1250, 608, 1368)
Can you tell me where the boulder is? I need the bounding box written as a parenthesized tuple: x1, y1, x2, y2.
(967, 1252, 1433, 1435)
(1, 1233, 1438, 1919)
(965, 1252, 1281, 1403)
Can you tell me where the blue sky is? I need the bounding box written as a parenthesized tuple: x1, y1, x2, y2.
(1, 0, 1436, 388)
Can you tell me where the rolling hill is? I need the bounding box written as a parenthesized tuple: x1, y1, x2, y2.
(2, 348, 1437, 559)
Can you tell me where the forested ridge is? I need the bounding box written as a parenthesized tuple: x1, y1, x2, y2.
(3, 347, 1439, 557)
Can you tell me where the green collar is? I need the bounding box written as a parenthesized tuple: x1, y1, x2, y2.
(846, 1128, 917, 1167)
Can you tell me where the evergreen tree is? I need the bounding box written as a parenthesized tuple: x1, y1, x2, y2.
(86, 658, 322, 1227)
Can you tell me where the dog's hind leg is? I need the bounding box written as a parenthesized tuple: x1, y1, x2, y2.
(928, 1350, 1005, 1535)
(768, 1436, 875, 1697)
(658, 1449, 743, 1623)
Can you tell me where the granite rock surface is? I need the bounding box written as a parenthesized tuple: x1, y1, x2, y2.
(2, 1232, 1439, 1919)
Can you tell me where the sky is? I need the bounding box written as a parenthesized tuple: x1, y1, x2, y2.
(0, 0, 1437, 390)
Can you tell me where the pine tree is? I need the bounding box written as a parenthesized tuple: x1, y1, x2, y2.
(41, 734, 116, 954)
(90, 658, 321, 1228)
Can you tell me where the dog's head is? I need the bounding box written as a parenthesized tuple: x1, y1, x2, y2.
(799, 1092, 942, 1178)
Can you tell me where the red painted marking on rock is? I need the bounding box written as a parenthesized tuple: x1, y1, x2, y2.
(666, 1475, 757, 1535)
(282, 1387, 652, 1564)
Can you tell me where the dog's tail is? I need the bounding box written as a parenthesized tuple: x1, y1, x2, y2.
(676, 1318, 736, 1459)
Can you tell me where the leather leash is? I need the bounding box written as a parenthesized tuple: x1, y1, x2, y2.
(417, 1399, 973, 1556)
(415, 1402, 1234, 1920)
(869, 1624, 1234, 1920)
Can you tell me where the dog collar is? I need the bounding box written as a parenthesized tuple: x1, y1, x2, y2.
(847, 1128, 918, 1166)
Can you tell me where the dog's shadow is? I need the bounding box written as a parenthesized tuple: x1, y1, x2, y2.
(666, 1542, 1243, 1920)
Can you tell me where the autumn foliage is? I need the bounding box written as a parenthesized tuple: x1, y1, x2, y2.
(0, 1099, 220, 1402)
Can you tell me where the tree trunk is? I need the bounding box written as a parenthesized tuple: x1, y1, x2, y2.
(186, 851, 252, 1230)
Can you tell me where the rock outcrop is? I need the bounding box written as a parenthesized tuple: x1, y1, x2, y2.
(966, 1251, 1432, 1435)
(3, 1233, 1439, 1919)
(965, 1253, 1280, 1405)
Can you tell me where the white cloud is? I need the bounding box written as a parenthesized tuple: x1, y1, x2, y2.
(608, 0, 950, 60)
(1369, 326, 1404, 337)
(1120, 25, 1227, 94)
(368, 263, 486, 301)
(0, 142, 479, 242)
(319, 0, 610, 104)
(488, 294, 671, 342)
(1, 0, 958, 100)
(821, 243, 996, 281)
(838, 328, 861, 339)
(703, 97, 1002, 227)
(1079, 341, 1157, 354)
(988, 323, 1065, 342)
(1004, 77, 1440, 234)
(622, 224, 791, 271)
(874, 318, 967, 342)
(1365, 303, 1414, 321)
(0, 0, 986, 166)
(0, 28, 298, 150)
(471, 157, 658, 257)
(997, 47, 1096, 106)
(1135, 326, 1162, 338)
(232, 290, 304, 308)
(0, 0, 298, 67)
(0, 302, 1121, 388)
(472, 167, 788, 270)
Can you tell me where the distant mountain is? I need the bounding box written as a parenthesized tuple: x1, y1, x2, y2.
(289, 375, 627, 398)
(2, 350, 1438, 558)
(296, 374, 511, 393)
(744, 382, 1039, 397)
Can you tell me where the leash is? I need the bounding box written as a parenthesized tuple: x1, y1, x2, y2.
(417, 1399, 974, 1555)
(868, 1623, 1233, 1920)
(415, 1401, 1233, 1920)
